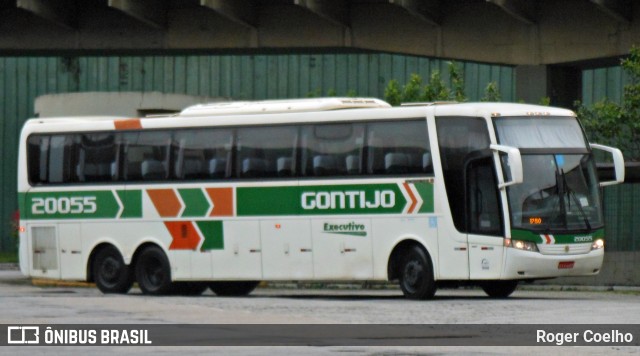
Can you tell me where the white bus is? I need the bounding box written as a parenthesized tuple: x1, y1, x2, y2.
(17, 98, 625, 299)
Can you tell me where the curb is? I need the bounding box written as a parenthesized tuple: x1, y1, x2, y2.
(30, 278, 95, 288)
(0, 263, 19, 271)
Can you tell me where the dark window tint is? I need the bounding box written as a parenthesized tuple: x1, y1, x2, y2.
(301, 123, 365, 177)
(27, 134, 78, 184)
(466, 157, 503, 235)
(436, 117, 492, 233)
(76, 133, 117, 182)
(236, 126, 298, 178)
(173, 128, 232, 180)
(366, 120, 432, 175)
(120, 131, 171, 181)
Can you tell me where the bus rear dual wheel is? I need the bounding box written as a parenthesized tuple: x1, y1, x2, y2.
(93, 245, 134, 294)
(134, 246, 258, 296)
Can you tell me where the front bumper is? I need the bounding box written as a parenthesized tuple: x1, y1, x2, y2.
(502, 247, 604, 279)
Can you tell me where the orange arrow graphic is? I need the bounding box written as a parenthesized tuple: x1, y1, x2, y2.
(403, 182, 418, 214)
(166, 221, 201, 250)
(148, 189, 182, 217)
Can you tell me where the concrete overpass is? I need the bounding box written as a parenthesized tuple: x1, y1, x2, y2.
(1, 0, 636, 105)
(0, 0, 635, 66)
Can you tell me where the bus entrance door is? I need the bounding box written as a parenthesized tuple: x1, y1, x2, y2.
(465, 156, 505, 279)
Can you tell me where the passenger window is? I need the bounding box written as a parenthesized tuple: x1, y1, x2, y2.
(173, 128, 232, 180)
(366, 120, 431, 175)
(301, 123, 365, 177)
(236, 126, 298, 179)
(121, 131, 171, 181)
(27, 135, 49, 185)
(27, 134, 78, 184)
(76, 133, 117, 182)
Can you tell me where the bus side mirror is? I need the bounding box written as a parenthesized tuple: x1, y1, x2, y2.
(490, 144, 523, 189)
(591, 143, 625, 187)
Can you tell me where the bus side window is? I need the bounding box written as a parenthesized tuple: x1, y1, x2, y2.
(172, 128, 232, 180)
(235, 126, 298, 179)
(366, 120, 431, 176)
(75, 133, 116, 182)
(302, 123, 364, 177)
(27, 135, 49, 185)
(122, 131, 171, 182)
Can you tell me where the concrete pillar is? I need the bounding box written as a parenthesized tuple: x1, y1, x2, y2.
(515, 65, 548, 104)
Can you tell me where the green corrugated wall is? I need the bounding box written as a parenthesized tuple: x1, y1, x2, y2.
(582, 65, 639, 252)
(582, 66, 630, 105)
(0, 53, 515, 252)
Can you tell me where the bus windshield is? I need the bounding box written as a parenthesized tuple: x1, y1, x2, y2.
(494, 116, 603, 232)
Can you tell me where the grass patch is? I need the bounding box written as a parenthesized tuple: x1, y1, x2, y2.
(0, 251, 18, 263)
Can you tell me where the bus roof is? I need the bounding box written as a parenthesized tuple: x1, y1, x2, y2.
(20, 100, 578, 135)
(178, 97, 391, 116)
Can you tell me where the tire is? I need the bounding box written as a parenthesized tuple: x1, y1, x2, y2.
(135, 246, 173, 295)
(209, 281, 260, 296)
(93, 246, 133, 294)
(173, 282, 208, 296)
(398, 245, 436, 300)
(480, 280, 518, 298)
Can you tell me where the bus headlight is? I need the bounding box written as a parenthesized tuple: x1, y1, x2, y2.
(591, 239, 604, 250)
(504, 238, 539, 252)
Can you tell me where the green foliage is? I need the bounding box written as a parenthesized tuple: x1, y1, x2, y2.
(384, 79, 402, 106)
(448, 62, 466, 102)
(403, 74, 423, 103)
(577, 46, 640, 160)
(423, 70, 451, 101)
(481, 82, 501, 102)
(384, 63, 468, 105)
(0, 252, 17, 263)
(539, 97, 551, 106)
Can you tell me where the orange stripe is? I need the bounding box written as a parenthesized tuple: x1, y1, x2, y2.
(206, 187, 234, 217)
(165, 221, 201, 250)
(114, 119, 142, 130)
(147, 189, 182, 217)
(403, 182, 418, 214)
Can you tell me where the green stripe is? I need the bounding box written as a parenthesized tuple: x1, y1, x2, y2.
(179, 188, 210, 217)
(23, 191, 120, 219)
(197, 220, 224, 251)
(413, 181, 435, 213)
(237, 184, 412, 216)
(117, 190, 142, 218)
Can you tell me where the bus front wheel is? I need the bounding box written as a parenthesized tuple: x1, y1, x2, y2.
(135, 246, 173, 295)
(398, 246, 436, 300)
(480, 280, 518, 298)
(93, 246, 133, 294)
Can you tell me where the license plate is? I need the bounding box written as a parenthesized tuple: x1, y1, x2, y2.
(558, 261, 575, 269)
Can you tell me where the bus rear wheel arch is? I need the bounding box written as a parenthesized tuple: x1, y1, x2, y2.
(388, 241, 436, 300)
(91, 244, 133, 294)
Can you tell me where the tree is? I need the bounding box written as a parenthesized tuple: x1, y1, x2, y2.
(481, 82, 501, 102)
(577, 46, 640, 161)
(448, 62, 466, 102)
(423, 70, 451, 101)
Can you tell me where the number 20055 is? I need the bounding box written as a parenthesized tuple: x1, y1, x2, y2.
(31, 196, 97, 215)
